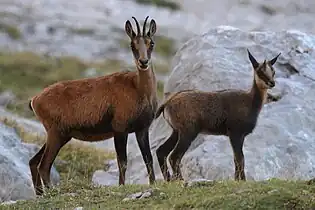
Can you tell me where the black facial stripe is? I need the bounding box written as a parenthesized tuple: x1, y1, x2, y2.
(256, 69, 271, 83)
(131, 37, 154, 61)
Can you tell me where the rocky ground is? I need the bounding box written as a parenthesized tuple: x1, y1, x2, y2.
(0, 0, 315, 208)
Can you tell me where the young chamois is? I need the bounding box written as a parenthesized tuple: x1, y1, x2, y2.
(155, 50, 281, 181)
(28, 16, 158, 195)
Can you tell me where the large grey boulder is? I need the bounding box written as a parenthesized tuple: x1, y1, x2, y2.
(93, 26, 315, 185)
(0, 123, 59, 202)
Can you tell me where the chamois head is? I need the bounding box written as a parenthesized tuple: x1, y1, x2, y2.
(125, 16, 157, 71)
(247, 49, 281, 89)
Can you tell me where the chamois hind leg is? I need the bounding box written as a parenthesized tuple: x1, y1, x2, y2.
(156, 130, 178, 181)
(135, 127, 156, 184)
(169, 130, 198, 181)
(113, 132, 128, 185)
(38, 130, 71, 191)
(29, 143, 46, 195)
(229, 133, 245, 181)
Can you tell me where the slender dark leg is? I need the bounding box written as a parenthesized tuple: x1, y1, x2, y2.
(113, 132, 128, 185)
(229, 133, 246, 181)
(156, 130, 178, 181)
(169, 130, 198, 181)
(135, 127, 155, 184)
(29, 143, 46, 195)
(38, 131, 70, 191)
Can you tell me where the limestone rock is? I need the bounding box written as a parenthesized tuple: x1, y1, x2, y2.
(0, 123, 59, 202)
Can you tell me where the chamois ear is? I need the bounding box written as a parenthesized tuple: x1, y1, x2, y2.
(247, 49, 259, 69)
(125, 20, 136, 39)
(147, 19, 157, 37)
(269, 53, 281, 66)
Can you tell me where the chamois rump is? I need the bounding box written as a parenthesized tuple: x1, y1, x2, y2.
(28, 16, 158, 195)
(155, 50, 281, 181)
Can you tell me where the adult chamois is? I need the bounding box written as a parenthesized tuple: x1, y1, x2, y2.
(155, 49, 281, 181)
(29, 16, 158, 195)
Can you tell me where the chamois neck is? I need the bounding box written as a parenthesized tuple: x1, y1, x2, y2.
(136, 64, 157, 98)
(249, 75, 267, 116)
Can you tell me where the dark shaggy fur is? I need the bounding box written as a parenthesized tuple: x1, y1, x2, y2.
(155, 50, 281, 182)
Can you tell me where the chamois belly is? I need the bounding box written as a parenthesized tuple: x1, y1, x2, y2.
(201, 120, 228, 136)
(69, 111, 114, 142)
(70, 106, 155, 141)
(71, 132, 114, 142)
(226, 118, 258, 136)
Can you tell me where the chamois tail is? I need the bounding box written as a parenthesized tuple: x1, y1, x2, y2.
(155, 90, 194, 119)
(155, 103, 166, 119)
(28, 100, 33, 111)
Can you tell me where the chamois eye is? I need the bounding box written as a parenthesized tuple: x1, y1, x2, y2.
(150, 42, 154, 47)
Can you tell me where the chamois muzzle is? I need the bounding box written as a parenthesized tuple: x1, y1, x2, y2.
(267, 80, 275, 88)
(138, 59, 149, 70)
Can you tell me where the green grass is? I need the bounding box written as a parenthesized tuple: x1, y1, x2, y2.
(157, 80, 164, 98)
(135, 0, 180, 10)
(0, 22, 21, 40)
(3, 179, 315, 209)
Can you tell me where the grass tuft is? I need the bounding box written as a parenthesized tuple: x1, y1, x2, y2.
(0, 22, 22, 40)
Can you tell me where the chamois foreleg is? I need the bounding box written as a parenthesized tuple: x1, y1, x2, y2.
(29, 143, 46, 195)
(135, 127, 155, 184)
(38, 130, 71, 192)
(169, 130, 198, 181)
(229, 133, 246, 181)
(156, 130, 179, 181)
(113, 132, 128, 185)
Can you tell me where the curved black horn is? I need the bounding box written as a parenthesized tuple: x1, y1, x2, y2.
(143, 16, 149, 36)
(132, 16, 141, 35)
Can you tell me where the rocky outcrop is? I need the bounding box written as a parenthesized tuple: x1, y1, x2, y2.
(0, 123, 59, 202)
(93, 26, 315, 186)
